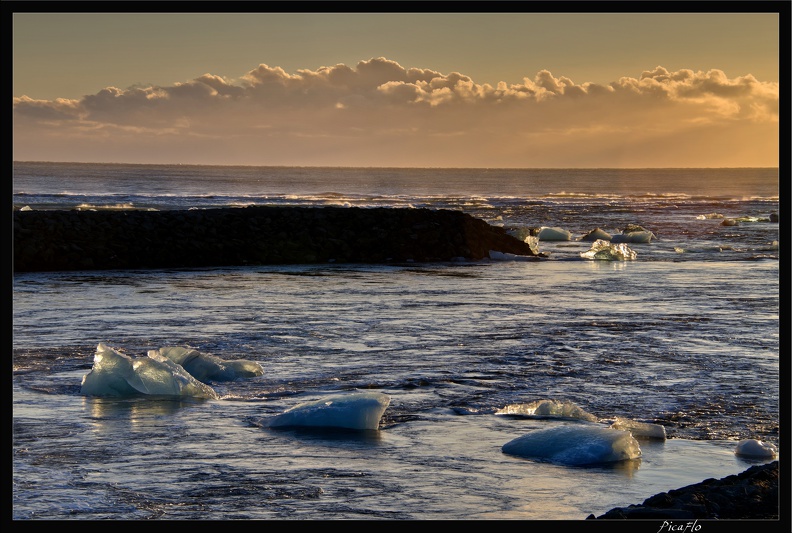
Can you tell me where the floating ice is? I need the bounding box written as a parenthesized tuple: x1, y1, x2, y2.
(80, 343, 218, 399)
(580, 239, 637, 260)
(537, 226, 572, 241)
(506, 228, 541, 253)
(734, 439, 777, 458)
(610, 231, 655, 243)
(488, 250, 539, 262)
(268, 391, 391, 431)
(506, 227, 535, 241)
(495, 399, 599, 422)
(610, 224, 656, 243)
(609, 417, 667, 440)
(148, 346, 264, 382)
(502, 425, 642, 465)
(579, 228, 613, 242)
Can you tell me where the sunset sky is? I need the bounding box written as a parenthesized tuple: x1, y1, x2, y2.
(12, 11, 782, 168)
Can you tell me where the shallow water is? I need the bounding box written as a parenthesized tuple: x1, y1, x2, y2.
(12, 163, 780, 520)
(13, 260, 779, 520)
(12, 376, 769, 520)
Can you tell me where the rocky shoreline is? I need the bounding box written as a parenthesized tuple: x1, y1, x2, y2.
(589, 461, 780, 520)
(13, 206, 538, 272)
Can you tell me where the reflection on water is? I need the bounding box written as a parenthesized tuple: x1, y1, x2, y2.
(261, 425, 386, 445)
(13, 257, 778, 519)
(82, 397, 209, 427)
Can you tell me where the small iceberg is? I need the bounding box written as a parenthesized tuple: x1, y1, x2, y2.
(502, 425, 642, 466)
(579, 228, 613, 242)
(610, 224, 656, 243)
(148, 346, 264, 382)
(720, 216, 770, 226)
(495, 399, 598, 423)
(80, 343, 218, 399)
(609, 417, 667, 440)
(537, 226, 572, 241)
(488, 250, 540, 262)
(580, 239, 636, 260)
(506, 226, 537, 242)
(268, 391, 391, 431)
(734, 439, 777, 458)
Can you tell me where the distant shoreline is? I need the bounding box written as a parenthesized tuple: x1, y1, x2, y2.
(13, 160, 781, 171)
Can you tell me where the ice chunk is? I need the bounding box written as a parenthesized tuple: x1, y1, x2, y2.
(579, 228, 613, 242)
(268, 391, 391, 431)
(506, 227, 536, 242)
(610, 225, 655, 243)
(609, 417, 667, 440)
(580, 239, 637, 260)
(224, 359, 266, 378)
(495, 399, 598, 422)
(734, 439, 777, 458)
(79, 343, 140, 397)
(506, 228, 541, 253)
(502, 425, 642, 465)
(488, 250, 539, 262)
(537, 226, 572, 241)
(149, 346, 264, 382)
(610, 231, 655, 243)
(80, 343, 218, 399)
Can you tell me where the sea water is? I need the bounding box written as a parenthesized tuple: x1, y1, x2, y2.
(12, 162, 780, 520)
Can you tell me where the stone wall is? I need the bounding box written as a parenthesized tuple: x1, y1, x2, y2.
(13, 206, 538, 272)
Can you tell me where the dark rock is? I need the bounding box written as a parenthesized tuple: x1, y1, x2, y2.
(13, 206, 539, 272)
(588, 461, 779, 520)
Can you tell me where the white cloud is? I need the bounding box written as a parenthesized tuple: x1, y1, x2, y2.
(13, 58, 779, 167)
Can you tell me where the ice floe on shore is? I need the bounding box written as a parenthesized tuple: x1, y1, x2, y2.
(734, 439, 777, 458)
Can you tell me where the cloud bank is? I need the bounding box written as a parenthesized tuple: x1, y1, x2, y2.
(13, 57, 779, 167)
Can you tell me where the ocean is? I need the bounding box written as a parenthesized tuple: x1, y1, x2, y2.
(12, 162, 780, 520)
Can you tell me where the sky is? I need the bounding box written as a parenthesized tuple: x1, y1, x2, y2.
(11, 11, 782, 168)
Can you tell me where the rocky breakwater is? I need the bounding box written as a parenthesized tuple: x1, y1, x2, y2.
(14, 206, 538, 272)
(589, 461, 779, 520)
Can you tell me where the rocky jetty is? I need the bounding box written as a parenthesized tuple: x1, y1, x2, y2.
(13, 206, 538, 272)
(589, 461, 779, 520)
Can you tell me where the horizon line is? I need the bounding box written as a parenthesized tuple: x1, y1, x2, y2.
(13, 160, 781, 171)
